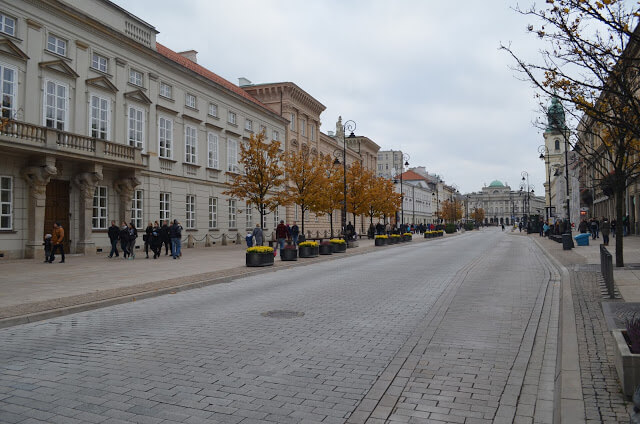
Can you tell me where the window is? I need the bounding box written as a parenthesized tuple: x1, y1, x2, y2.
(0, 176, 12, 229)
(208, 103, 218, 117)
(46, 34, 67, 56)
(245, 119, 252, 131)
(44, 80, 67, 130)
(272, 130, 279, 142)
(128, 106, 144, 149)
(262, 207, 268, 229)
(228, 110, 236, 125)
(160, 192, 170, 221)
(186, 195, 195, 229)
(185, 93, 196, 109)
(207, 133, 219, 169)
(300, 119, 306, 136)
(0, 63, 16, 119)
(273, 206, 279, 229)
(131, 189, 143, 229)
(89, 94, 110, 140)
(92, 186, 108, 229)
(185, 125, 197, 164)
(310, 123, 315, 141)
(158, 116, 173, 159)
(129, 69, 143, 86)
(159, 82, 172, 99)
(245, 202, 252, 229)
(289, 113, 295, 131)
(555, 139, 560, 150)
(0, 13, 15, 37)
(91, 53, 108, 73)
(227, 138, 238, 172)
(228, 199, 237, 228)
(209, 197, 218, 228)
(294, 204, 298, 221)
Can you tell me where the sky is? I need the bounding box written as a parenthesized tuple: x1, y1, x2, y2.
(112, 0, 550, 195)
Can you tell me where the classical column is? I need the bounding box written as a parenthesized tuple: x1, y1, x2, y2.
(21, 161, 57, 258)
(73, 167, 103, 254)
(114, 176, 140, 224)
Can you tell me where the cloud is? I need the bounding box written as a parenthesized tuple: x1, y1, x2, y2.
(113, 0, 552, 194)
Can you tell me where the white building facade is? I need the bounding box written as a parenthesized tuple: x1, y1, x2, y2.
(466, 181, 546, 225)
(0, 0, 287, 258)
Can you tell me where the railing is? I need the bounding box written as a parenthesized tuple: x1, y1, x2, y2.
(600, 244, 615, 299)
(0, 120, 46, 143)
(105, 141, 135, 160)
(0, 119, 141, 166)
(57, 132, 95, 152)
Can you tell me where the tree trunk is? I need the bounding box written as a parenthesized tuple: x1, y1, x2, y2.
(259, 205, 265, 246)
(300, 206, 305, 235)
(615, 185, 625, 267)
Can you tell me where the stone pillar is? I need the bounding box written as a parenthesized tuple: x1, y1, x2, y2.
(73, 166, 103, 254)
(113, 176, 140, 224)
(21, 160, 57, 258)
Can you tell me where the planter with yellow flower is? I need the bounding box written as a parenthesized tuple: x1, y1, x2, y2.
(298, 241, 319, 258)
(375, 235, 388, 246)
(390, 234, 401, 244)
(330, 238, 347, 253)
(246, 246, 275, 267)
(403, 232, 413, 242)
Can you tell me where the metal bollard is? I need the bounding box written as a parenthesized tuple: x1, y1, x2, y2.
(600, 244, 615, 299)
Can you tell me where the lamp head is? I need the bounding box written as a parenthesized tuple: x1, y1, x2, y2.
(347, 132, 356, 139)
(539, 153, 545, 160)
(333, 158, 340, 166)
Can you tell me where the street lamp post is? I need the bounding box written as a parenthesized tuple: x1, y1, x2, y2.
(332, 119, 356, 240)
(538, 145, 551, 223)
(520, 171, 535, 231)
(393, 153, 410, 229)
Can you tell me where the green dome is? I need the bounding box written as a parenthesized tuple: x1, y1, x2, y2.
(488, 180, 504, 187)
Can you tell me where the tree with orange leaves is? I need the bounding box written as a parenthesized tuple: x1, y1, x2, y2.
(472, 208, 485, 225)
(366, 176, 401, 227)
(441, 199, 463, 223)
(280, 146, 328, 235)
(222, 131, 284, 231)
(312, 156, 344, 237)
(346, 161, 374, 232)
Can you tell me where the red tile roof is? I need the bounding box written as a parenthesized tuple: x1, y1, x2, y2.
(155, 43, 271, 112)
(400, 170, 427, 181)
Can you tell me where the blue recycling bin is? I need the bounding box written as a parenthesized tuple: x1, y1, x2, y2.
(575, 233, 590, 246)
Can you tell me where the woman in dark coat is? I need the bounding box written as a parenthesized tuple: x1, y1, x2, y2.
(119, 221, 130, 259)
(144, 222, 153, 258)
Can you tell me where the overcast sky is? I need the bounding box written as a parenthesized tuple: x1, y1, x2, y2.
(113, 0, 550, 195)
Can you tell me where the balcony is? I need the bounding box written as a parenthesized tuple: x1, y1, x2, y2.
(0, 120, 143, 167)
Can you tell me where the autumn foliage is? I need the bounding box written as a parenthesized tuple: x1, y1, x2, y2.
(472, 208, 485, 224)
(440, 199, 463, 223)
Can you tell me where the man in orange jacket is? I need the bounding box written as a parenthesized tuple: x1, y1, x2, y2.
(48, 222, 65, 263)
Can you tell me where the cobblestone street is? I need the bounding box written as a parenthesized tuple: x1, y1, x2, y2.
(0, 230, 560, 423)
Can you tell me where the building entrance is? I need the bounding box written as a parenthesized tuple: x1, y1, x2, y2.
(44, 180, 70, 253)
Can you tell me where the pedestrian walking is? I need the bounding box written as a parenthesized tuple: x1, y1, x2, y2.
(290, 221, 300, 245)
(144, 221, 153, 258)
(150, 221, 161, 259)
(160, 219, 170, 255)
(612, 219, 617, 238)
(43, 234, 52, 263)
(245, 231, 253, 248)
(119, 221, 130, 259)
(127, 222, 137, 259)
(252, 223, 264, 246)
(108, 220, 119, 258)
(601, 217, 611, 246)
(48, 222, 65, 263)
(276, 220, 288, 252)
(169, 219, 183, 259)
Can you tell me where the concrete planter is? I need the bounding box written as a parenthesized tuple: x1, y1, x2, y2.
(332, 243, 347, 253)
(347, 240, 358, 248)
(319, 244, 333, 255)
(280, 248, 297, 261)
(374, 238, 387, 246)
(299, 246, 319, 258)
(403, 235, 412, 242)
(613, 329, 640, 398)
(246, 252, 274, 267)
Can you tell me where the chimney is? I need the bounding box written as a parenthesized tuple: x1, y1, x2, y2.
(177, 50, 198, 63)
(238, 77, 252, 86)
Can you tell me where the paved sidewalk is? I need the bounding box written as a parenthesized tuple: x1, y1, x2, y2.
(0, 232, 461, 327)
(532, 232, 640, 423)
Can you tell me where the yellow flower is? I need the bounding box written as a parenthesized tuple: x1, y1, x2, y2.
(329, 238, 346, 244)
(375, 235, 388, 239)
(246, 246, 274, 253)
(299, 241, 319, 247)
